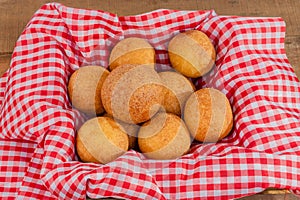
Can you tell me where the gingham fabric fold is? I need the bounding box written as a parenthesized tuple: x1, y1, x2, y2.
(0, 3, 299, 200)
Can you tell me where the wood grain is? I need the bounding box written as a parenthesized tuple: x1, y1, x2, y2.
(0, 1, 299, 199)
(285, 35, 300, 78)
(0, 0, 299, 78)
(0, 54, 10, 76)
(239, 193, 299, 200)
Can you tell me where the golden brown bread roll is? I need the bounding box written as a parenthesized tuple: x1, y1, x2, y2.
(101, 64, 165, 124)
(102, 113, 139, 149)
(159, 71, 195, 116)
(109, 37, 155, 71)
(184, 88, 233, 142)
(76, 117, 129, 164)
(138, 112, 191, 160)
(168, 30, 216, 78)
(68, 66, 109, 116)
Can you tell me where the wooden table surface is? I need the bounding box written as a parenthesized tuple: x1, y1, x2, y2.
(0, 0, 299, 78)
(0, 1, 299, 199)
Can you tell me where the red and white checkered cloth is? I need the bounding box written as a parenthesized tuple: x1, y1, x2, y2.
(0, 3, 300, 199)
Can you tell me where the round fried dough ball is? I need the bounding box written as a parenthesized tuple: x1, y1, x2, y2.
(138, 113, 191, 160)
(68, 66, 109, 116)
(184, 88, 233, 142)
(101, 64, 165, 124)
(109, 37, 155, 71)
(76, 117, 129, 164)
(168, 30, 216, 78)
